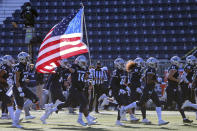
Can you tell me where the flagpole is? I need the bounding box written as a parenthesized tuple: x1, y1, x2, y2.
(81, 3, 92, 66)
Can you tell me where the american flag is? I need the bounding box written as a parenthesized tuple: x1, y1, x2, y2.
(35, 8, 88, 73)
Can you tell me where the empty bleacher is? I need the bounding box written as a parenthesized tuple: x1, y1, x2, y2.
(0, 0, 196, 62)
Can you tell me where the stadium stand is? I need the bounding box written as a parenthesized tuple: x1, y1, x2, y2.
(0, 0, 196, 63)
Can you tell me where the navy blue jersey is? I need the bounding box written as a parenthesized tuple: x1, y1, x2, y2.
(184, 64, 195, 83)
(110, 69, 127, 96)
(13, 62, 29, 87)
(128, 66, 142, 89)
(168, 65, 179, 87)
(49, 67, 64, 86)
(144, 67, 157, 88)
(0, 64, 12, 80)
(59, 67, 70, 90)
(27, 69, 36, 87)
(44, 67, 70, 90)
(71, 64, 88, 91)
(60, 68, 70, 82)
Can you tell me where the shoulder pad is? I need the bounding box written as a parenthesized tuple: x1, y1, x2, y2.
(1, 65, 6, 70)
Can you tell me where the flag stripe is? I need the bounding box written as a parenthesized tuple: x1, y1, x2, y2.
(40, 33, 82, 49)
(37, 42, 85, 62)
(36, 43, 88, 68)
(39, 37, 81, 53)
(36, 48, 88, 71)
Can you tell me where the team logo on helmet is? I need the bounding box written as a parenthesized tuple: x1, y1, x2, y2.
(114, 58, 125, 70)
(146, 57, 158, 68)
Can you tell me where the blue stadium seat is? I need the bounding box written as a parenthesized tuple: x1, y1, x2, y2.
(0, 0, 196, 62)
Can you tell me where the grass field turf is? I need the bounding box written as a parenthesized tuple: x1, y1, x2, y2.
(0, 110, 197, 131)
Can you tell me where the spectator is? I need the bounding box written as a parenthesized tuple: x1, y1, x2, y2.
(20, 2, 38, 27)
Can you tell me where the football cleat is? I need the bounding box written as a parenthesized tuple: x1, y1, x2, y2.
(12, 123, 23, 128)
(141, 118, 151, 124)
(89, 115, 97, 121)
(120, 113, 128, 121)
(40, 116, 47, 124)
(158, 120, 169, 126)
(25, 115, 36, 120)
(183, 118, 193, 123)
(116, 120, 124, 126)
(1, 116, 8, 119)
(87, 120, 97, 125)
(77, 119, 87, 126)
(196, 112, 197, 120)
(130, 115, 140, 121)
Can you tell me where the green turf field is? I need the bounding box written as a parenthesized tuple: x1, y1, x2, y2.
(0, 110, 197, 131)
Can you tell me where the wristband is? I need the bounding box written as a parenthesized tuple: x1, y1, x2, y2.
(18, 87, 23, 92)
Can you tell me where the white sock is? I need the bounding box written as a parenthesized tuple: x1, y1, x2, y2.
(2, 113, 7, 115)
(24, 99, 33, 116)
(196, 112, 197, 119)
(86, 115, 91, 123)
(116, 120, 120, 123)
(52, 107, 57, 112)
(8, 106, 14, 121)
(189, 103, 197, 109)
(124, 102, 137, 110)
(156, 107, 162, 121)
(14, 109, 22, 124)
(24, 99, 32, 107)
(78, 112, 83, 120)
(130, 114, 134, 118)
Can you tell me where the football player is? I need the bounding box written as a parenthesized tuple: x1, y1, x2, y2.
(192, 59, 197, 119)
(12, 52, 39, 128)
(0, 55, 15, 121)
(166, 56, 193, 123)
(132, 57, 169, 125)
(110, 58, 137, 126)
(41, 56, 96, 126)
(125, 57, 145, 121)
(40, 59, 70, 124)
(180, 55, 196, 102)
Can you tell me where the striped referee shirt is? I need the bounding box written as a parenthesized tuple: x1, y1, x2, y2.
(90, 68, 107, 85)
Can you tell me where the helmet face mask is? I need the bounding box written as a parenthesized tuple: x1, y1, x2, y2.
(2, 55, 15, 67)
(114, 58, 125, 70)
(75, 55, 87, 69)
(186, 55, 196, 66)
(17, 52, 30, 64)
(170, 56, 181, 67)
(60, 59, 69, 68)
(146, 57, 158, 69)
(134, 57, 145, 68)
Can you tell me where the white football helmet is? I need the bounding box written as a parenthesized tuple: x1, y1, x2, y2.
(0, 58, 3, 67)
(186, 55, 196, 66)
(170, 56, 181, 67)
(17, 52, 30, 64)
(60, 59, 70, 68)
(102, 66, 108, 71)
(146, 57, 158, 68)
(114, 58, 125, 70)
(75, 55, 88, 69)
(134, 57, 145, 68)
(2, 55, 15, 67)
